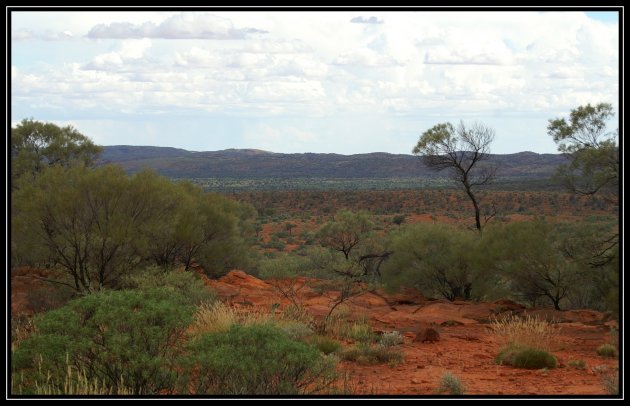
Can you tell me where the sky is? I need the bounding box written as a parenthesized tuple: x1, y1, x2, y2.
(10, 9, 620, 155)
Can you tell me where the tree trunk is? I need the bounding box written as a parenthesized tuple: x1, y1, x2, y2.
(463, 180, 482, 231)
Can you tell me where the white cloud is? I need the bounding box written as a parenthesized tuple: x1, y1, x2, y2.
(334, 48, 400, 67)
(350, 16, 384, 24)
(12, 29, 75, 41)
(87, 13, 267, 39)
(83, 39, 152, 70)
(11, 11, 619, 154)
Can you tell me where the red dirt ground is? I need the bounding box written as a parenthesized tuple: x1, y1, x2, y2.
(206, 270, 620, 396)
(11, 268, 619, 396)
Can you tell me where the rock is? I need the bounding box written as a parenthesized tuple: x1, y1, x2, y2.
(414, 323, 441, 343)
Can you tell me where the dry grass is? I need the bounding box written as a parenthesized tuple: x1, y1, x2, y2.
(191, 302, 319, 338)
(490, 314, 561, 351)
(12, 356, 132, 395)
(190, 302, 275, 336)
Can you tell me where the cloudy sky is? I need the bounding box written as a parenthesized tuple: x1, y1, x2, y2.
(11, 10, 619, 154)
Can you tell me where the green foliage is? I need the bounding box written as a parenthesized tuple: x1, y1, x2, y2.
(378, 331, 404, 347)
(185, 324, 336, 395)
(596, 344, 617, 358)
(12, 288, 194, 394)
(12, 166, 149, 292)
(567, 359, 586, 369)
(496, 346, 556, 369)
(317, 209, 374, 260)
(412, 121, 496, 231)
(547, 103, 615, 154)
(348, 322, 376, 343)
(412, 122, 455, 156)
(384, 223, 498, 301)
(482, 219, 589, 310)
(437, 372, 465, 395)
(308, 335, 342, 355)
(12, 166, 256, 290)
(392, 215, 405, 226)
(280, 322, 315, 341)
(548, 103, 618, 200)
(120, 266, 217, 306)
(11, 118, 102, 186)
(341, 343, 403, 366)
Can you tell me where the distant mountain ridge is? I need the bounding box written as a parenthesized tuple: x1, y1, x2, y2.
(98, 145, 566, 180)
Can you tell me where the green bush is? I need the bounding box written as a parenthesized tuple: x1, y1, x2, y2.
(437, 372, 465, 395)
(348, 322, 376, 343)
(378, 331, 404, 347)
(596, 344, 618, 358)
(12, 288, 194, 395)
(185, 324, 336, 395)
(121, 266, 217, 306)
(496, 346, 556, 369)
(341, 343, 403, 366)
(280, 322, 315, 341)
(309, 336, 342, 355)
(568, 359, 586, 369)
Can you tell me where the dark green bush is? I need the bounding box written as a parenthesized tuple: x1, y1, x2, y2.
(596, 344, 618, 358)
(341, 343, 403, 366)
(185, 324, 336, 395)
(309, 335, 342, 355)
(12, 288, 194, 394)
(496, 346, 556, 369)
(121, 265, 217, 306)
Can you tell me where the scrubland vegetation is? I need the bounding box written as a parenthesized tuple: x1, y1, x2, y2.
(10, 104, 619, 395)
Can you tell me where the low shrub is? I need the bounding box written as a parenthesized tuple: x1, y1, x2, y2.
(496, 346, 556, 369)
(378, 331, 404, 347)
(596, 344, 618, 358)
(491, 314, 559, 351)
(341, 343, 403, 366)
(121, 266, 217, 306)
(309, 336, 342, 355)
(280, 322, 315, 341)
(12, 288, 193, 395)
(567, 359, 586, 369)
(437, 372, 465, 395)
(185, 324, 336, 395)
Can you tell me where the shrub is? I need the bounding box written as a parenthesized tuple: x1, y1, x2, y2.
(348, 322, 376, 343)
(437, 372, 465, 395)
(185, 324, 337, 395)
(309, 336, 342, 355)
(378, 331, 404, 347)
(596, 344, 618, 358)
(190, 302, 273, 336)
(496, 346, 556, 369)
(341, 343, 403, 366)
(121, 266, 217, 306)
(491, 314, 559, 351)
(12, 288, 194, 395)
(281, 322, 315, 341)
(568, 359, 586, 369)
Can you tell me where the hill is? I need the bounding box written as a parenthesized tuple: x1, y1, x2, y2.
(98, 146, 565, 181)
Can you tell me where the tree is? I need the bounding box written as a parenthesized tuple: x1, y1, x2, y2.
(383, 223, 498, 301)
(315, 210, 389, 322)
(483, 219, 588, 310)
(317, 210, 373, 260)
(12, 166, 152, 293)
(11, 119, 102, 185)
(12, 165, 256, 292)
(547, 103, 619, 203)
(548, 103, 619, 279)
(413, 121, 496, 232)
